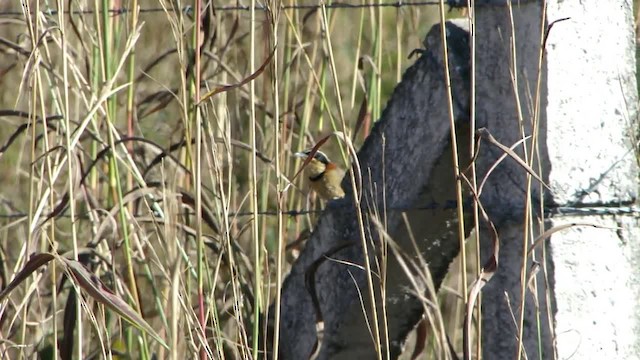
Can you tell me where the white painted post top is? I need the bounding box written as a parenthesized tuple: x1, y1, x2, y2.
(546, 1, 638, 205)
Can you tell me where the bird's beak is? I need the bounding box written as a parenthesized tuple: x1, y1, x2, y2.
(294, 152, 308, 159)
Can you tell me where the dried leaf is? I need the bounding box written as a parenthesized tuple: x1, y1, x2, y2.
(352, 95, 369, 141)
(60, 258, 169, 349)
(526, 223, 609, 257)
(291, 134, 332, 182)
(199, 47, 276, 103)
(0, 253, 55, 301)
(526, 262, 541, 308)
(476, 128, 550, 190)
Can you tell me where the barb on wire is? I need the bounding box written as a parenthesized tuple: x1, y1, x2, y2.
(0, 1, 444, 17)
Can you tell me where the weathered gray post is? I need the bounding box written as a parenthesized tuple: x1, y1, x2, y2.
(276, 2, 639, 358)
(475, 1, 639, 359)
(277, 21, 472, 360)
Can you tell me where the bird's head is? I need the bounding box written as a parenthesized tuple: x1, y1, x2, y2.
(294, 149, 333, 179)
(294, 149, 345, 200)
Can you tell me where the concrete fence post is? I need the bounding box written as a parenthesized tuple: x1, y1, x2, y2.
(475, 1, 639, 358)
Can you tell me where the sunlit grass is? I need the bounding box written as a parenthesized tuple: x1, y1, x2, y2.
(0, 0, 570, 359)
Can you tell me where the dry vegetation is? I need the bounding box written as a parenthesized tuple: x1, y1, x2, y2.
(0, 0, 579, 359)
(0, 1, 463, 359)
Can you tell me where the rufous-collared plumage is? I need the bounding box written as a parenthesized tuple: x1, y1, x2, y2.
(294, 150, 345, 200)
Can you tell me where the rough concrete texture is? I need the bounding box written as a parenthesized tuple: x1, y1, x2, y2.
(473, 3, 554, 357)
(475, 0, 639, 359)
(545, 1, 640, 359)
(550, 215, 640, 359)
(545, 1, 638, 205)
(473, 3, 550, 223)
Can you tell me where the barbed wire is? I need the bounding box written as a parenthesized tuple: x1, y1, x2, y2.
(0, 203, 636, 220)
(0, 1, 448, 17)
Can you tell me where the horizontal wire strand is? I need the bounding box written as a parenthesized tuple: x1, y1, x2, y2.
(0, 1, 443, 17)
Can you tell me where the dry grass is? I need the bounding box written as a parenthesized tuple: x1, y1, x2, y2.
(0, 0, 567, 359)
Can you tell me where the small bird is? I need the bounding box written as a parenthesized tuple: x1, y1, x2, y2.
(294, 149, 345, 200)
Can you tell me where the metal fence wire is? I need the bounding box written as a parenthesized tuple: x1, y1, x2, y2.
(1, 1, 452, 17)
